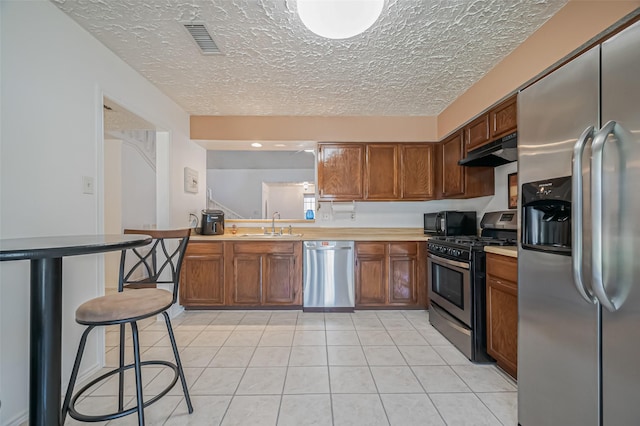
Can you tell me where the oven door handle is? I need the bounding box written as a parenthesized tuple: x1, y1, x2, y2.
(427, 254, 470, 270)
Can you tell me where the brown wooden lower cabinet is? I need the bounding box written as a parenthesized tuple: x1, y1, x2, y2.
(180, 240, 302, 309)
(355, 241, 426, 308)
(486, 252, 518, 379)
(181, 239, 427, 310)
(228, 253, 262, 305)
(225, 241, 302, 307)
(263, 254, 299, 305)
(355, 243, 387, 305)
(179, 241, 225, 307)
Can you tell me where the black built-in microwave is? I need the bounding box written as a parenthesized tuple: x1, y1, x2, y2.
(423, 211, 477, 236)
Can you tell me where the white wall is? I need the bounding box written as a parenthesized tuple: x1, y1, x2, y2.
(482, 162, 518, 213)
(263, 183, 306, 220)
(0, 2, 205, 424)
(121, 143, 156, 229)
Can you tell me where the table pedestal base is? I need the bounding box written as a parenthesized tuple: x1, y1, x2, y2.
(31, 258, 62, 426)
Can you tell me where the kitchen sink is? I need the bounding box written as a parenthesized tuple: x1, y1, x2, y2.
(239, 233, 303, 238)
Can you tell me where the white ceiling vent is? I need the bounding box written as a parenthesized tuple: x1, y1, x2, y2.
(183, 23, 221, 55)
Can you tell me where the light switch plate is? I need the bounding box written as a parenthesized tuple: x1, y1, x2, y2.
(82, 176, 94, 194)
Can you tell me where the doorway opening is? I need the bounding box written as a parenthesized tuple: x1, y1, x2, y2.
(102, 97, 158, 290)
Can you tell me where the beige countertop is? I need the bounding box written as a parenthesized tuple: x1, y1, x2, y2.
(484, 246, 518, 258)
(189, 227, 429, 242)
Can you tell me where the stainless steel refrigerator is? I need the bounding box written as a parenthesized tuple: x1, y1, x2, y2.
(518, 18, 640, 426)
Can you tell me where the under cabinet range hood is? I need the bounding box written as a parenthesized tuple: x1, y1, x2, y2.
(458, 132, 517, 167)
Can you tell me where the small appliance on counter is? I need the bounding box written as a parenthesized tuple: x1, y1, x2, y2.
(201, 209, 224, 235)
(423, 211, 477, 236)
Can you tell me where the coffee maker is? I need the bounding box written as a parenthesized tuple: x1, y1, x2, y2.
(201, 209, 225, 235)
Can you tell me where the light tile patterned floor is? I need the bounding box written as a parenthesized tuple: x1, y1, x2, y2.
(66, 310, 517, 425)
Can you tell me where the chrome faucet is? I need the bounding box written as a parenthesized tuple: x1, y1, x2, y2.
(271, 211, 280, 234)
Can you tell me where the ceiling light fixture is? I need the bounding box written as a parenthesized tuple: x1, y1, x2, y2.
(251, 142, 262, 148)
(297, 0, 384, 40)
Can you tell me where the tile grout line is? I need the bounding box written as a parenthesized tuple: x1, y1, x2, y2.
(324, 314, 337, 426)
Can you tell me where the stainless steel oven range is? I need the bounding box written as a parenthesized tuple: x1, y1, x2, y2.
(428, 211, 517, 362)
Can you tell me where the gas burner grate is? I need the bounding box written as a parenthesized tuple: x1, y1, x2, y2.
(430, 236, 516, 248)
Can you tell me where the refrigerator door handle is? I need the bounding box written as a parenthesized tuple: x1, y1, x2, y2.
(591, 120, 623, 312)
(572, 126, 598, 304)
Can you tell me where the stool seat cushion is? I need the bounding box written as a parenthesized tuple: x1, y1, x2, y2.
(76, 288, 172, 324)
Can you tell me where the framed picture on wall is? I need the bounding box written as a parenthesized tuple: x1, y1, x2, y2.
(508, 172, 518, 209)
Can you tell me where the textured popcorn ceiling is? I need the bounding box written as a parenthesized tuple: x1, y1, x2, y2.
(53, 0, 568, 116)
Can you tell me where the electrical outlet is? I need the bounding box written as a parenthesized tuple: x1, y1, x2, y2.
(322, 212, 330, 220)
(82, 176, 94, 194)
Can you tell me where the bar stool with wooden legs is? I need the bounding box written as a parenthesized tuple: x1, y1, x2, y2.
(62, 229, 194, 425)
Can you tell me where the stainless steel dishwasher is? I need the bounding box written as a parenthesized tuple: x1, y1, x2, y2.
(303, 241, 355, 311)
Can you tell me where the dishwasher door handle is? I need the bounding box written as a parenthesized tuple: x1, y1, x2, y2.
(306, 247, 353, 251)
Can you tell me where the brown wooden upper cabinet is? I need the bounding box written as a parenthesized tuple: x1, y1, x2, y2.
(463, 95, 517, 153)
(490, 95, 517, 140)
(318, 142, 436, 201)
(441, 131, 466, 197)
(401, 144, 436, 200)
(317, 143, 365, 200)
(365, 144, 399, 200)
(465, 114, 490, 152)
(440, 131, 494, 199)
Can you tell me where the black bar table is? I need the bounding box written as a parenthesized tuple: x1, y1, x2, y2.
(0, 234, 152, 426)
